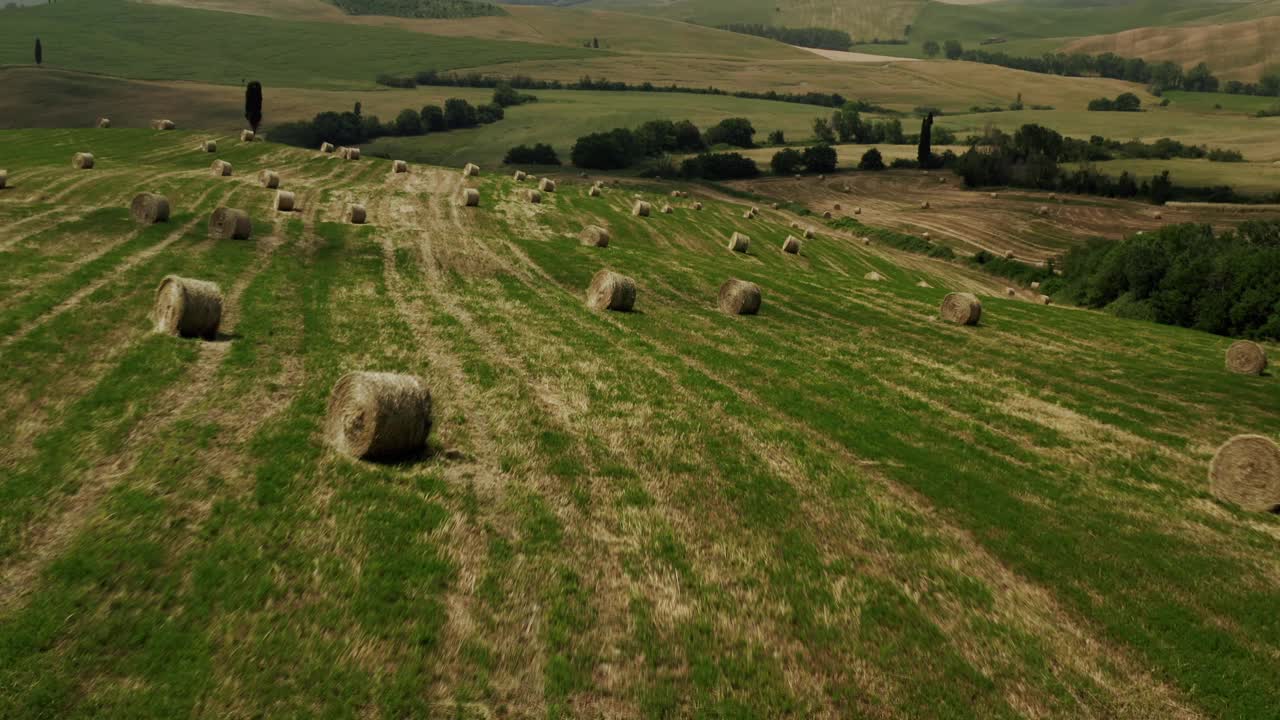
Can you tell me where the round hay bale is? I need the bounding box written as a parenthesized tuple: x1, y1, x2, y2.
(916, 280, 933, 288)
(152, 119, 175, 130)
(938, 177, 946, 184)
(833, 203, 841, 211)
(922, 232, 931, 240)
(462, 189, 480, 207)
(586, 270, 636, 312)
(864, 271, 886, 282)
(861, 237, 871, 245)
(789, 221, 801, 230)
(782, 236, 801, 254)
(539, 178, 557, 192)
(822, 211, 833, 219)
(751, 206, 761, 214)
(719, 278, 761, 315)
(463, 163, 480, 177)
(632, 201, 651, 217)
(743, 210, 756, 220)
(320, 142, 336, 154)
(579, 172, 588, 178)
(1153, 211, 1163, 220)
(513, 170, 527, 181)
(771, 202, 780, 210)
(276, 190, 296, 212)
(153, 275, 223, 339)
(819, 174, 826, 181)
(343, 147, 362, 161)
(990, 192, 999, 199)
(803, 228, 815, 240)
(72, 152, 95, 170)
(854, 207, 862, 215)
(392, 160, 408, 174)
(940, 292, 982, 326)
(258, 170, 280, 189)
(728, 232, 750, 253)
(661, 204, 673, 214)
(842, 185, 850, 192)
(1050, 193, 1058, 201)
(348, 204, 367, 224)
(1005, 251, 1016, 260)
(579, 225, 610, 247)
(0, 169, 7, 190)
(1030, 281, 1041, 290)
(671, 190, 681, 198)
(1006, 287, 1016, 297)
(129, 192, 171, 225)
(1040, 294, 1053, 305)
(325, 372, 433, 461)
(200, 140, 217, 153)
(588, 186, 602, 197)
(211, 160, 233, 177)
(1226, 340, 1267, 376)
(527, 189, 542, 204)
(920, 201, 930, 210)
(97, 117, 111, 129)
(240, 130, 255, 142)
(692, 202, 703, 210)
(1209, 435, 1280, 512)
(208, 207, 252, 240)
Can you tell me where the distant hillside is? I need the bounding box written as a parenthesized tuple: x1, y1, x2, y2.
(330, 0, 506, 18)
(1064, 15, 1280, 81)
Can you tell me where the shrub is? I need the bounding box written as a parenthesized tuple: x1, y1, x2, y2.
(477, 102, 504, 124)
(444, 98, 479, 129)
(421, 105, 445, 131)
(858, 148, 885, 171)
(571, 129, 638, 170)
(771, 148, 804, 175)
(767, 129, 786, 145)
(1208, 148, 1245, 163)
(504, 143, 560, 165)
(801, 144, 838, 174)
(680, 152, 759, 180)
(493, 81, 536, 107)
(393, 108, 424, 136)
(704, 117, 756, 148)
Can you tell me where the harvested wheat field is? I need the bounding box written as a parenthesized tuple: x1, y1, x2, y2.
(0, 128, 1277, 719)
(737, 170, 1280, 264)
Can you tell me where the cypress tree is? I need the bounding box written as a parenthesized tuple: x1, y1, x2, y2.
(34, 37, 42, 66)
(245, 81, 263, 133)
(918, 112, 933, 168)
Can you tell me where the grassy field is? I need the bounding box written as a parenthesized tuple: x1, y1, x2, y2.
(0, 0, 594, 89)
(0, 127, 1278, 716)
(1068, 157, 1280, 195)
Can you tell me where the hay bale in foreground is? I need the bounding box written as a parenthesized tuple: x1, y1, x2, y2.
(861, 237, 871, 245)
(922, 232, 931, 240)
(200, 140, 217, 153)
(833, 203, 842, 211)
(855, 207, 862, 215)
(461, 189, 480, 207)
(920, 201, 931, 209)
(661, 204, 673, 214)
(513, 170, 527, 181)
(1209, 434, 1280, 512)
(1226, 340, 1267, 376)
(0, 169, 7, 189)
(343, 147, 361, 161)
(1006, 287, 1016, 297)
(579, 225, 610, 247)
(1030, 281, 1041, 290)
(320, 142, 336, 153)
(728, 232, 750, 253)
(586, 270, 636, 312)
(1005, 251, 1016, 260)
(822, 211, 833, 219)
(803, 228, 815, 239)
(632, 201, 651, 217)
(539, 178, 557, 192)
(153, 275, 223, 339)
(527, 189, 542, 204)
(211, 160, 233, 177)
(671, 191, 681, 198)
(941, 292, 982, 326)
(392, 160, 408, 174)
(348, 204, 367, 224)
(258, 170, 280, 189)
(692, 202, 703, 210)
(325, 372, 433, 461)
(72, 152, 95, 169)
(152, 119, 176, 130)
(719, 278, 761, 315)
(990, 192, 999, 199)
(241, 130, 255, 142)
(463, 163, 480, 177)
(276, 190, 296, 212)
(864, 271, 886, 282)
(782, 236, 801, 254)
(588, 186, 602, 197)
(208, 207, 252, 240)
(97, 117, 111, 129)
(1040, 295, 1053, 305)
(130, 193, 171, 225)
(743, 209, 756, 219)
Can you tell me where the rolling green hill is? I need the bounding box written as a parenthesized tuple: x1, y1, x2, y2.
(0, 127, 1277, 717)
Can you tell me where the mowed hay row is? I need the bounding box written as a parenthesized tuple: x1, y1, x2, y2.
(392, 160, 408, 174)
(211, 160, 233, 177)
(539, 178, 557, 193)
(632, 201, 651, 217)
(258, 170, 280, 189)
(130, 192, 171, 225)
(153, 275, 223, 339)
(1226, 340, 1267, 376)
(783, 236, 801, 254)
(326, 372, 433, 462)
(586, 269, 636, 312)
(719, 278, 762, 315)
(348, 204, 367, 224)
(72, 152, 95, 169)
(152, 119, 176, 130)
(461, 189, 481, 207)
(208, 207, 252, 240)
(728, 232, 751, 253)
(275, 191, 296, 212)
(1209, 434, 1280, 513)
(579, 225, 610, 247)
(941, 292, 982, 326)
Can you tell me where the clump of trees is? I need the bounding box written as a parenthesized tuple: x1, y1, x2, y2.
(1087, 92, 1141, 112)
(769, 145, 838, 175)
(269, 96, 504, 149)
(1048, 221, 1280, 339)
(704, 118, 756, 148)
(570, 118, 706, 170)
(245, 81, 263, 132)
(715, 23, 852, 51)
(504, 143, 560, 165)
(332, 0, 504, 19)
(858, 148, 885, 171)
(680, 152, 759, 180)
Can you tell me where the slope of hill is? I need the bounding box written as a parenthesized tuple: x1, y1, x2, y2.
(1063, 15, 1280, 81)
(0, 127, 1277, 717)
